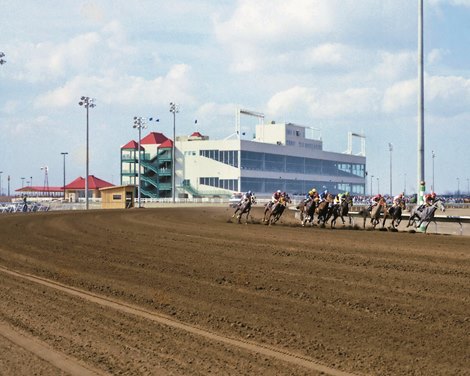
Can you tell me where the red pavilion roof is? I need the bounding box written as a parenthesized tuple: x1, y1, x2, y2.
(141, 132, 169, 145)
(159, 139, 173, 148)
(121, 140, 145, 150)
(65, 176, 114, 190)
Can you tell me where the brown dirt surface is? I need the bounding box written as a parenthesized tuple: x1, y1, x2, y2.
(0, 206, 469, 375)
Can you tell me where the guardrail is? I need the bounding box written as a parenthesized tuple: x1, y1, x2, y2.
(348, 211, 470, 235)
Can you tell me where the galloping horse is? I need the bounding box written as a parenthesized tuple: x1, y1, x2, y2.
(406, 198, 445, 233)
(383, 198, 406, 229)
(263, 194, 291, 225)
(232, 195, 256, 224)
(357, 197, 387, 229)
(297, 198, 317, 226)
(330, 196, 352, 228)
(316, 194, 334, 226)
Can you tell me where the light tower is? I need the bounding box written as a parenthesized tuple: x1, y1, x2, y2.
(78, 96, 96, 210)
(40, 166, 49, 195)
(169, 102, 179, 203)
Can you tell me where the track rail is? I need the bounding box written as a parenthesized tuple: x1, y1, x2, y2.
(0, 265, 356, 376)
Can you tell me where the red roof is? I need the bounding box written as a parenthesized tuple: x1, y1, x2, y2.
(121, 140, 145, 150)
(65, 176, 114, 190)
(159, 139, 173, 148)
(190, 131, 203, 137)
(141, 132, 169, 145)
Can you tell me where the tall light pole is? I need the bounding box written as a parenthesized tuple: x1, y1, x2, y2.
(0, 51, 6, 65)
(377, 177, 380, 195)
(404, 173, 407, 195)
(467, 178, 470, 196)
(417, 0, 425, 204)
(61, 152, 68, 198)
(21, 177, 25, 188)
(370, 175, 374, 196)
(78, 96, 96, 210)
(388, 143, 393, 196)
(169, 102, 179, 204)
(134, 117, 146, 208)
(457, 177, 460, 198)
(431, 150, 435, 192)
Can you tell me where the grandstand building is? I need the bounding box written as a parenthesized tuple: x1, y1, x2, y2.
(120, 116, 366, 199)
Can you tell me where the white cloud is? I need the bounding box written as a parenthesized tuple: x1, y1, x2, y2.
(80, 2, 105, 23)
(267, 85, 381, 120)
(382, 75, 470, 115)
(382, 79, 416, 113)
(33, 64, 195, 109)
(373, 51, 416, 83)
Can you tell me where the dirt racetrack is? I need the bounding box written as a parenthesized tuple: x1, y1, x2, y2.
(0, 206, 469, 375)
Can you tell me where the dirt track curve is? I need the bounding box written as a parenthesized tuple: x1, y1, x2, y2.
(0, 206, 469, 375)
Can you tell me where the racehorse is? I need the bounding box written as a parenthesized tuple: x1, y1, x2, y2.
(383, 198, 406, 229)
(316, 194, 334, 226)
(297, 198, 317, 226)
(330, 196, 352, 228)
(263, 194, 291, 225)
(406, 198, 445, 233)
(232, 195, 256, 224)
(357, 197, 387, 229)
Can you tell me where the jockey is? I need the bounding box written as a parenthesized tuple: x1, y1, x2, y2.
(417, 192, 435, 212)
(305, 188, 318, 202)
(336, 191, 350, 205)
(319, 189, 329, 202)
(424, 192, 437, 206)
(239, 190, 253, 205)
(369, 193, 382, 210)
(333, 193, 341, 206)
(268, 190, 282, 208)
(392, 192, 404, 207)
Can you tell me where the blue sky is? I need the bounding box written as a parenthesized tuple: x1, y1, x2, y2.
(1, 0, 469, 195)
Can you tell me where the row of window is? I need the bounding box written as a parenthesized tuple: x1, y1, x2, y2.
(199, 149, 239, 167)
(240, 177, 365, 196)
(241, 151, 365, 178)
(199, 177, 239, 191)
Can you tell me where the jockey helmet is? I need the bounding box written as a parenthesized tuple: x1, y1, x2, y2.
(323, 189, 328, 195)
(431, 192, 436, 198)
(247, 190, 252, 195)
(277, 190, 281, 193)
(345, 191, 349, 196)
(309, 190, 314, 196)
(312, 188, 317, 193)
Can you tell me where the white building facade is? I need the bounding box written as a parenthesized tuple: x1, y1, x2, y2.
(177, 122, 366, 198)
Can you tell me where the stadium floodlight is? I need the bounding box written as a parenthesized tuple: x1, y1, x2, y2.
(169, 102, 180, 204)
(0, 51, 6, 65)
(133, 116, 159, 208)
(78, 97, 96, 210)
